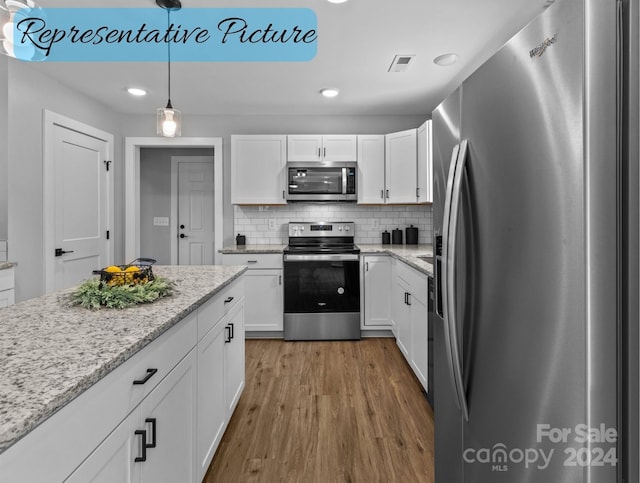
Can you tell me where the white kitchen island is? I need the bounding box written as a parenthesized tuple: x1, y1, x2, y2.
(0, 265, 247, 482)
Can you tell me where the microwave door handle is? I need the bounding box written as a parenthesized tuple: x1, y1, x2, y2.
(342, 168, 347, 194)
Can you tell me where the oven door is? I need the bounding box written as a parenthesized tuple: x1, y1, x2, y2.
(283, 254, 360, 313)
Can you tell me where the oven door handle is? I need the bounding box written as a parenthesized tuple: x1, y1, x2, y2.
(283, 254, 360, 262)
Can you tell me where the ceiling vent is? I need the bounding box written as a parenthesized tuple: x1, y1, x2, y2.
(388, 55, 415, 73)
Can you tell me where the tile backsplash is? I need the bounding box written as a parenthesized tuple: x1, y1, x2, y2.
(234, 204, 432, 245)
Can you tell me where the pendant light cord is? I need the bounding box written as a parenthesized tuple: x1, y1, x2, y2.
(166, 9, 172, 109)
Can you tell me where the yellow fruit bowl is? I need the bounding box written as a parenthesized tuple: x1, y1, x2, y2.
(93, 258, 156, 287)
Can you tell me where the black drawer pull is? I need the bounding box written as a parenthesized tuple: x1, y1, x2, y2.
(224, 325, 232, 343)
(229, 322, 235, 340)
(145, 418, 157, 448)
(133, 368, 158, 385)
(134, 430, 147, 462)
(224, 296, 234, 304)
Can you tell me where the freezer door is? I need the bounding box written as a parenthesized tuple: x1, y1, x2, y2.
(449, 0, 619, 481)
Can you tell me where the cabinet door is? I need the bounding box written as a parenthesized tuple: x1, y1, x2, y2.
(244, 269, 283, 331)
(139, 349, 197, 483)
(362, 256, 392, 327)
(385, 129, 418, 204)
(0, 288, 14, 308)
(394, 277, 411, 357)
(357, 135, 386, 204)
(322, 135, 357, 161)
(409, 292, 429, 391)
(196, 321, 226, 481)
(417, 120, 433, 203)
(287, 135, 322, 161)
(64, 413, 137, 483)
(231, 135, 287, 204)
(224, 301, 245, 416)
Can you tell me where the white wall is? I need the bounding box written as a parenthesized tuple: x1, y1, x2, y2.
(0, 55, 8, 243)
(7, 60, 123, 301)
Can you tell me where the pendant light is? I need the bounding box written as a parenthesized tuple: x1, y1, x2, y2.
(0, 0, 45, 61)
(156, 0, 182, 138)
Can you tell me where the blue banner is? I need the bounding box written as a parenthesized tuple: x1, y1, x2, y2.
(10, 8, 318, 61)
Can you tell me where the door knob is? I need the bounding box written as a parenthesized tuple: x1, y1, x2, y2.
(180, 234, 188, 239)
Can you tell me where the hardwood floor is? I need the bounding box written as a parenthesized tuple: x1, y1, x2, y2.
(204, 338, 435, 483)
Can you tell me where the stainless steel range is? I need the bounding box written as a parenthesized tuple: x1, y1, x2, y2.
(283, 222, 361, 341)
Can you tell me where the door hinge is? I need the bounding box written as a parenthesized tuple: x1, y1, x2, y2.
(106, 230, 110, 240)
(104, 160, 112, 172)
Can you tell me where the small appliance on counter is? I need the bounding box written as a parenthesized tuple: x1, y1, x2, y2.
(392, 228, 403, 245)
(381, 230, 391, 244)
(406, 225, 419, 245)
(235, 233, 246, 246)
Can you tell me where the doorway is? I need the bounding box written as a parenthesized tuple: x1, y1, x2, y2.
(124, 137, 223, 265)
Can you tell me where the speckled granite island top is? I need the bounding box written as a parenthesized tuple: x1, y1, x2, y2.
(0, 262, 16, 270)
(0, 264, 246, 454)
(219, 244, 286, 254)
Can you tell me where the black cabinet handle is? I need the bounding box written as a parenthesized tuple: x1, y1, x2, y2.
(229, 322, 235, 340)
(224, 296, 234, 304)
(133, 368, 158, 385)
(134, 430, 147, 462)
(145, 418, 157, 448)
(407, 293, 412, 306)
(404, 292, 408, 305)
(225, 325, 232, 343)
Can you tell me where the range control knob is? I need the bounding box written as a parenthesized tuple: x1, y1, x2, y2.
(344, 225, 351, 232)
(338, 226, 343, 231)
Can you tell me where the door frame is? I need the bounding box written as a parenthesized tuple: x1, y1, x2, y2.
(43, 110, 115, 293)
(124, 137, 223, 264)
(170, 155, 215, 264)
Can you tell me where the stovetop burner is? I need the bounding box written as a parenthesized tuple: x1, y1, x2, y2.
(285, 221, 359, 255)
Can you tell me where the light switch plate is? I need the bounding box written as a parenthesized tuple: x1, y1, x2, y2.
(268, 219, 277, 230)
(154, 217, 170, 227)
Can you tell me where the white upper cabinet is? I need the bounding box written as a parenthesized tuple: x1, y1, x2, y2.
(231, 135, 287, 204)
(417, 120, 433, 203)
(287, 135, 357, 162)
(357, 135, 386, 204)
(385, 129, 418, 204)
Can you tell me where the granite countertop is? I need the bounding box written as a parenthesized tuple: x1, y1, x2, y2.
(0, 262, 16, 271)
(358, 244, 434, 276)
(220, 244, 287, 254)
(0, 265, 247, 454)
(219, 243, 433, 276)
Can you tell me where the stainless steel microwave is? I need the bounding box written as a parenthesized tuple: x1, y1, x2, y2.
(286, 162, 357, 202)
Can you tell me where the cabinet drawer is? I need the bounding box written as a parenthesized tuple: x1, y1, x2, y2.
(197, 277, 244, 340)
(0, 267, 14, 291)
(397, 261, 428, 303)
(222, 253, 283, 269)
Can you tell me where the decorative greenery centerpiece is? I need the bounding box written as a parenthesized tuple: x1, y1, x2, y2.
(69, 263, 173, 309)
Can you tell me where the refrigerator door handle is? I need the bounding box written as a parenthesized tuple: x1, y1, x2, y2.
(442, 140, 470, 421)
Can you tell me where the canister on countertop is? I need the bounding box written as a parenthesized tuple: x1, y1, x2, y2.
(405, 225, 418, 245)
(381, 230, 391, 245)
(392, 228, 403, 245)
(235, 233, 246, 246)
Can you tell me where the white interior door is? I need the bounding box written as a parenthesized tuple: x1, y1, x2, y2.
(53, 125, 110, 291)
(176, 158, 214, 265)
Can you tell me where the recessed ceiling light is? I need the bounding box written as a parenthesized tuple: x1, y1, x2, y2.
(433, 53, 458, 67)
(327, 0, 348, 3)
(127, 87, 147, 96)
(320, 88, 340, 98)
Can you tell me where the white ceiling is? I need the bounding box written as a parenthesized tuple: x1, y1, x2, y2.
(28, 0, 551, 116)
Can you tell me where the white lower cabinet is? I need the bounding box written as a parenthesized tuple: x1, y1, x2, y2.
(66, 350, 197, 483)
(361, 255, 393, 328)
(0, 267, 15, 308)
(224, 302, 245, 416)
(222, 254, 282, 332)
(394, 274, 411, 358)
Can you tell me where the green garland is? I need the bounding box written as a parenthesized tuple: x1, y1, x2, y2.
(69, 276, 174, 310)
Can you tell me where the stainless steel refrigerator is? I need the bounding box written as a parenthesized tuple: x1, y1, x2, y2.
(431, 0, 629, 481)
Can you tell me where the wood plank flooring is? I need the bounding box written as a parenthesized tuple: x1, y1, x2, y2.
(204, 338, 435, 483)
